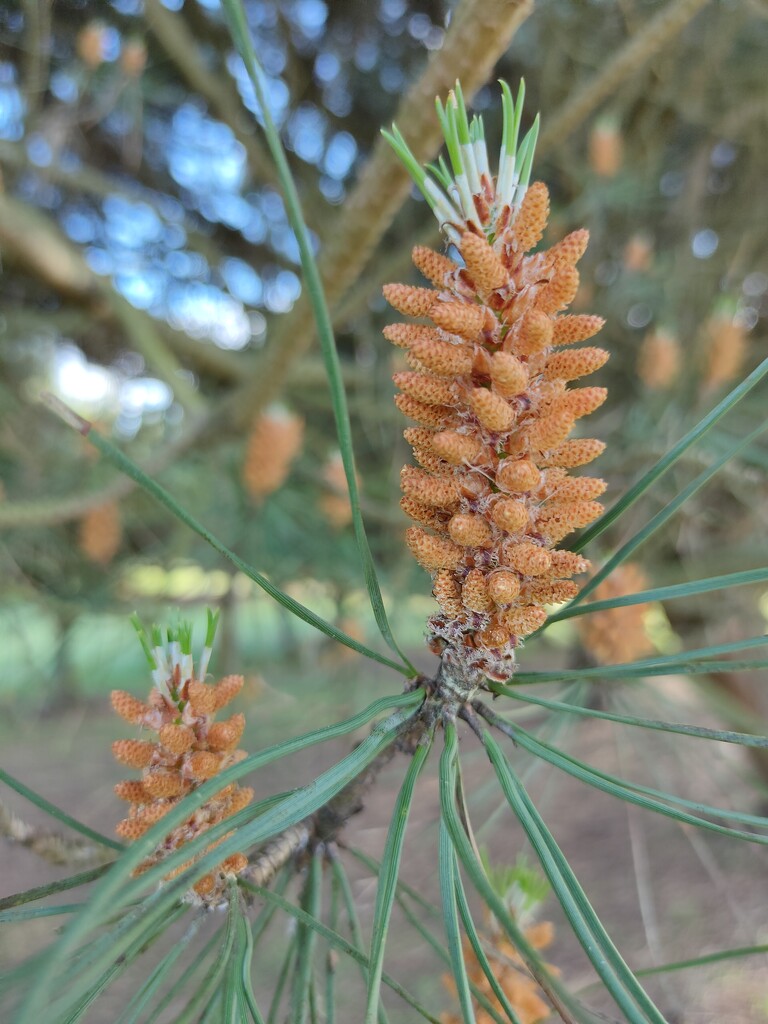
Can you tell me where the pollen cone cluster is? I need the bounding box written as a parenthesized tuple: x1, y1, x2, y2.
(111, 631, 252, 906)
(588, 119, 623, 178)
(637, 329, 681, 391)
(577, 564, 654, 665)
(79, 500, 122, 566)
(700, 313, 748, 392)
(76, 22, 107, 68)
(242, 407, 304, 502)
(442, 920, 556, 1024)
(385, 183, 607, 683)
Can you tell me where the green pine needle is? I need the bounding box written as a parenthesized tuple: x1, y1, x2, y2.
(177, 621, 193, 656)
(130, 614, 155, 669)
(205, 608, 221, 649)
(453, 81, 471, 145)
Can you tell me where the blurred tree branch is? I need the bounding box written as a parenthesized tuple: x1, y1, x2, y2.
(0, 193, 98, 300)
(0, 139, 119, 198)
(144, 0, 277, 189)
(0, 139, 277, 320)
(20, 0, 52, 127)
(537, 0, 712, 155)
(0, 415, 209, 529)
(0, 192, 205, 414)
(229, 0, 534, 425)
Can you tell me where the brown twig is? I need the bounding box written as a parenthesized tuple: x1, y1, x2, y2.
(242, 699, 430, 890)
(472, 698, 517, 743)
(0, 798, 115, 868)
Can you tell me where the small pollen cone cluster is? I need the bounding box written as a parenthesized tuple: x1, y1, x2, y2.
(79, 500, 122, 566)
(588, 119, 623, 179)
(700, 313, 748, 393)
(242, 407, 304, 503)
(112, 618, 252, 906)
(76, 21, 107, 68)
(577, 564, 654, 665)
(385, 180, 607, 684)
(120, 38, 147, 79)
(622, 233, 654, 273)
(637, 329, 681, 391)
(442, 920, 556, 1024)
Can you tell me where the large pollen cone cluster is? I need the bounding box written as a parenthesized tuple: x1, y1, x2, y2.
(384, 181, 607, 682)
(111, 625, 252, 906)
(442, 920, 556, 1024)
(242, 407, 304, 502)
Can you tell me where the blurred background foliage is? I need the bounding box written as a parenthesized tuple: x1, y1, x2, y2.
(0, 0, 766, 716)
(1, 2, 768, 1020)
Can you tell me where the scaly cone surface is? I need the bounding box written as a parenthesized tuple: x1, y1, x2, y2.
(383, 82, 608, 687)
(111, 613, 253, 906)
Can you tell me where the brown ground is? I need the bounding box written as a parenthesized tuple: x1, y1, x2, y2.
(1, 661, 767, 1023)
